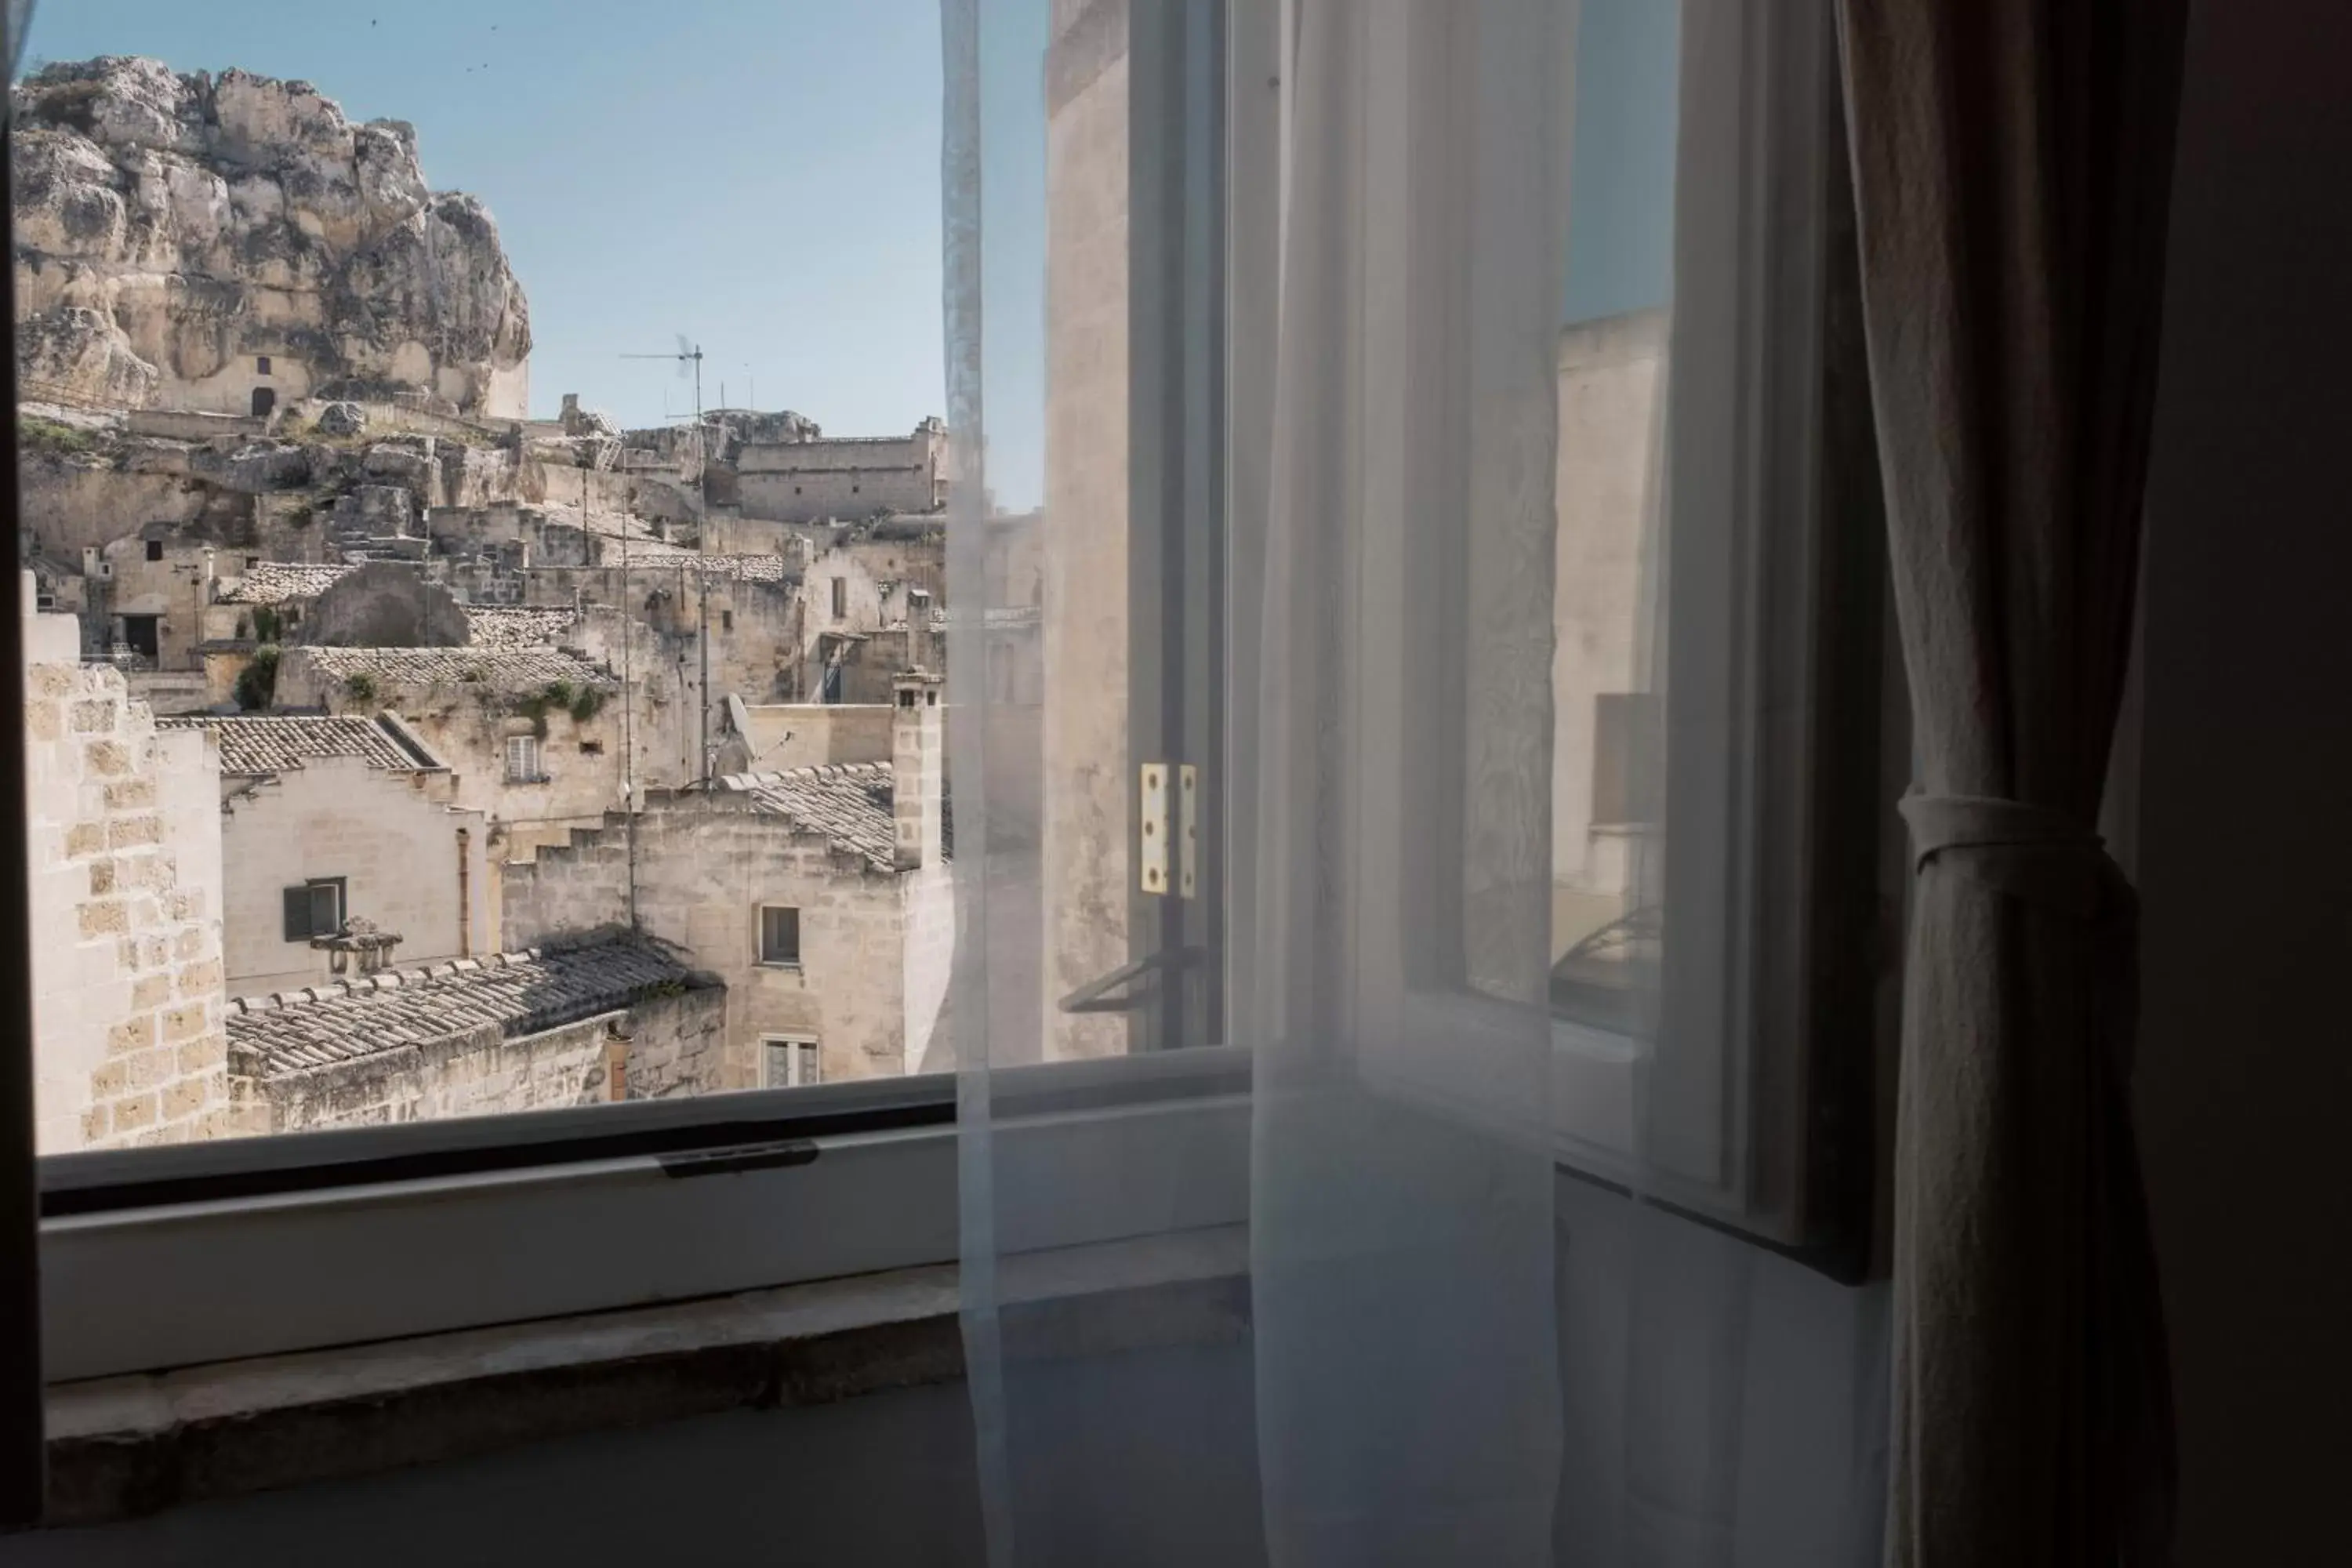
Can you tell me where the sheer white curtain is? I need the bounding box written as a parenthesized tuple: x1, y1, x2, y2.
(945, 2, 1886, 1564)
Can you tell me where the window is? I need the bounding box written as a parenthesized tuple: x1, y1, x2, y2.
(721, 608, 734, 631)
(504, 735, 543, 782)
(759, 906, 801, 967)
(761, 1036, 822, 1088)
(120, 614, 158, 659)
(10, 0, 1873, 1411)
(280, 877, 345, 942)
(143, 539, 162, 562)
(256, 354, 271, 375)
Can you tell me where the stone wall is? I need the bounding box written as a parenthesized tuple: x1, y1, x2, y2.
(220, 756, 490, 996)
(22, 576, 243, 1152)
(503, 796, 919, 1084)
(1550, 309, 1665, 956)
(273, 651, 628, 867)
(95, 533, 217, 671)
(1042, 5, 1134, 1062)
(732, 423, 948, 524)
(252, 984, 727, 1133)
(723, 702, 893, 773)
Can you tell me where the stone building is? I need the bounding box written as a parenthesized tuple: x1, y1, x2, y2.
(154, 714, 491, 996)
(223, 935, 727, 1132)
(503, 672, 951, 1084)
(1551, 309, 1667, 956)
(92, 525, 218, 670)
(270, 644, 628, 864)
(20, 575, 245, 1153)
(1041, 0, 1137, 1061)
(728, 418, 949, 524)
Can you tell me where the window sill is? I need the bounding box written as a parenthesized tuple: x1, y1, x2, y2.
(42, 1228, 1247, 1528)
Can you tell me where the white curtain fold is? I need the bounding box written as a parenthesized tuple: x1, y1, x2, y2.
(947, 2, 1889, 1563)
(1241, 2, 1568, 1562)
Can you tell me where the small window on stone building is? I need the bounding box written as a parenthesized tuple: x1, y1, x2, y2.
(759, 906, 802, 967)
(761, 1036, 821, 1088)
(505, 735, 544, 783)
(830, 578, 847, 619)
(144, 540, 163, 562)
(579, 740, 604, 756)
(281, 878, 345, 942)
(722, 609, 734, 632)
(256, 355, 271, 375)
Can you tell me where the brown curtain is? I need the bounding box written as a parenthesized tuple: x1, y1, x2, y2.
(1833, 2, 2190, 1564)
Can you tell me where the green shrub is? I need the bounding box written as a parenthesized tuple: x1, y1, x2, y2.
(235, 645, 281, 711)
(343, 672, 378, 705)
(19, 416, 99, 459)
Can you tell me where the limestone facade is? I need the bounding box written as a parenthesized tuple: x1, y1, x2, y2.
(21, 575, 245, 1153)
(503, 676, 950, 1083)
(209, 753, 491, 996)
(731, 419, 949, 523)
(1041, 0, 1134, 1061)
(1551, 310, 1667, 957)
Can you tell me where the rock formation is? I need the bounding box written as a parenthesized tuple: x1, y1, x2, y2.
(11, 57, 532, 418)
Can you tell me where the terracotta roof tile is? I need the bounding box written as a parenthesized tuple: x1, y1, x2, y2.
(299, 644, 618, 695)
(227, 937, 702, 1077)
(463, 606, 577, 649)
(155, 713, 441, 775)
(216, 562, 354, 604)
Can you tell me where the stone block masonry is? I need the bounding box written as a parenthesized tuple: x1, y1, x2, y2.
(21, 575, 249, 1152)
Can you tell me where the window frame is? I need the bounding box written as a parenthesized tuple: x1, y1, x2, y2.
(761, 1034, 822, 1089)
(1224, 0, 1882, 1268)
(280, 876, 347, 943)
(39, 1048, 1252, 1381)
(757, 904, 803, 968)
(21, 2, 1889, 1408)
(503, 732, 544, 784)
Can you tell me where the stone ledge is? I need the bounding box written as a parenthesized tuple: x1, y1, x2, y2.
(43, 1227, 1247, 1527)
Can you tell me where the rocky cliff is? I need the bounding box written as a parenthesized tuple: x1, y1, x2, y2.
(11, 57, 531, 418)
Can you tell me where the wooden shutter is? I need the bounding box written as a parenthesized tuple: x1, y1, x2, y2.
(284, 886, 313, 942)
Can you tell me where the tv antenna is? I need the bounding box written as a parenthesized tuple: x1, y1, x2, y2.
(622, 335, 706, 428)
(619, 334, 715, 786)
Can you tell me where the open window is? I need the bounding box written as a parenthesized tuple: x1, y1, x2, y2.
(280, 877, 346, 942)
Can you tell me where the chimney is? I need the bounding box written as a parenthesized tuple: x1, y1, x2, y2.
(891, 668, 944, 871)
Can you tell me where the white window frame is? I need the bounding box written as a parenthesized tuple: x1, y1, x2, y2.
(34, 1, 1875, 1394)
(1234, 0, 1871, 1254)
(761, 1034, 822, 1088)
(504, 733, 543, 784)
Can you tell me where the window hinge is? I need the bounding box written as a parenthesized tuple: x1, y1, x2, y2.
(1140, 762, 1169, 895)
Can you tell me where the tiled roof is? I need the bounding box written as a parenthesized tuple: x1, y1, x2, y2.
(155, 713, 441, 776)
(717, 763, 901, 873)
(463, 605, 577, 650)
(216, 562, 354, 604)
(299, 644, 619, 695)
(227, 937, 704, 1076)
(676, 554, 793, 583)
(609, 550, 793, 582)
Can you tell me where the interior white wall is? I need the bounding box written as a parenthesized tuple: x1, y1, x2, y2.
(2134, 1, 2352, 1562)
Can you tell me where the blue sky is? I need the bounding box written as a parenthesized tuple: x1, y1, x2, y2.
(22, 0, 1049, 503)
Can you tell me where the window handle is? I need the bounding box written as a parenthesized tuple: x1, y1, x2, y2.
(1057, 946, 1210, 1015)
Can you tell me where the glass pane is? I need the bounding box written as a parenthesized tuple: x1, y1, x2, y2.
(17, 2, 950, 1152)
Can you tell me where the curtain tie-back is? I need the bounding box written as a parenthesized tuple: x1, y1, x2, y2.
(1899, 792, 2125, 922)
